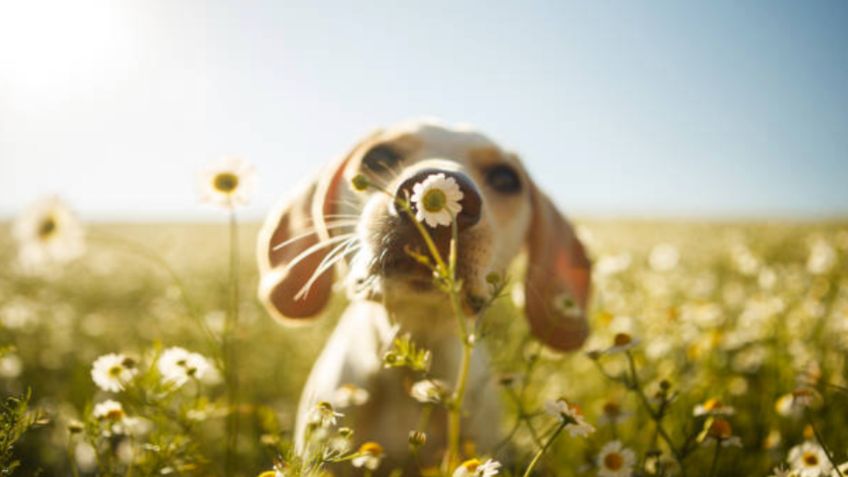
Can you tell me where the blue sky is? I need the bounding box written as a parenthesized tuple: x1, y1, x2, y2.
(1, 0, 847, 220)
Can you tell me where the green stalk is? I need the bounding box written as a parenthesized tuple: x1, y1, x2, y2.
(224, 206, 241, 476)
(522, 420, 567, 477)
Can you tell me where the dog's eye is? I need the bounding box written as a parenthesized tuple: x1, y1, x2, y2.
(362, 145, 402, 173)
(485, 165, 521, 193)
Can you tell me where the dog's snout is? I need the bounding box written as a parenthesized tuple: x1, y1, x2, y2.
(396, 169, 482, 230)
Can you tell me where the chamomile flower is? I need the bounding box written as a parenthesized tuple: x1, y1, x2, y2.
(13, 196, 85, 273)
(307, 401, 343, 428)
(199, 156, 256, 208)
(351, 441, 384, 470)
(605, 333, 640, 354)
(332, 384, 370, 408)
(91, 353, 137, 392)
(700, 418, 742, 447)
(693, 398, 735, 417)
(598, 401, 631, 426)
(768, 464, 796, 477)
(93, 399, 126, 422)
(409, 173, 464, 227)
(410, 379, 449, 404)
(452, 458, 501, 477)
(787, 442, 832, 477)
(157, 347, 213, 388)
(544, 398, 595, 437)
(596, 440, 636, 477)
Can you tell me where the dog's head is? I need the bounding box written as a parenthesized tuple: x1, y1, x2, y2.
(257, 119, 591, 350)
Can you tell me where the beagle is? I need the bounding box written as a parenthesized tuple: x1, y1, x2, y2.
(256, 119, 591, 469)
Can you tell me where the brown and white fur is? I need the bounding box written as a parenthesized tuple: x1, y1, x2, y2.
(256, 118, 591, 468)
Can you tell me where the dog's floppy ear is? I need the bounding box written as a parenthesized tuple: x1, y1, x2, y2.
(257, 132, 378, 323)
(523, 182, 591, 351)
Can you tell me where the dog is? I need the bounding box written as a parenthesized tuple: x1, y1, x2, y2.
(256, 118, 591, 469)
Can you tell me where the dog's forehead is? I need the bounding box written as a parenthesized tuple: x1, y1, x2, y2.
(384, 120, 500, 157)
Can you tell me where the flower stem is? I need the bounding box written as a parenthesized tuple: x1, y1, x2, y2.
(624, 351, 688, 477)
(522, 420, 567, 477)
(807, 413, 843, 477)
(708, 442, 721, 477)
(224, 207, 241, 476)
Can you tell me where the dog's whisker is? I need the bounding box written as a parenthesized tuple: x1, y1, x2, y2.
(271, 222, 358, 252)
(325, 199, 363, 211)
(295, 240, 361, 300)
(280, 234, 354, 272)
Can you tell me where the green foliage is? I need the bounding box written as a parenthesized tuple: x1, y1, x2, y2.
(0, 220, 847, 476)
(0, 390, 44, 475)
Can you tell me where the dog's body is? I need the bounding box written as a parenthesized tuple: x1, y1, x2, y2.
(257, 119, 591, 468)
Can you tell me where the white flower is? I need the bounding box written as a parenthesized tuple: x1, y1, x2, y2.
(410, 379, 448, 404)
(769, 464, 796, 477)
(351, 442, 384, 470)
(600, 333, 640, 355)
(199, 156, 256, 208)
(649, 243, 679, 272)
(788, 442, 832, 477)
(0, 354, 23, 379)
(409, 173, 464, 227)
(307, 401, 343, 427)
(93, 399, 126, 421)
(13, 196, 85, 273)
(544, 398, 595, 437)
(807, 239, 837, 275)
(332, 384, 370, 408)
(157, 347, 213, 388)
(452, 458, 501, 477)
(91, 353, 137, 392)
(597, 440, 636, 477)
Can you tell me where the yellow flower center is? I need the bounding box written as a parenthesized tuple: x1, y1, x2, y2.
(613, 333, 632, 347)
(38, 216, 57, 240)
(604, 452, 624, 470)
(461, 458, 481, 471)
(703, 398, 722, 411)
(359, 441, 383, 456)
(421, 188, 447, 212)
(803, 451, 819, 466)
(108, 365, 123, 377)
(213, 172, 239, 193)
(105, 409, 124, 420)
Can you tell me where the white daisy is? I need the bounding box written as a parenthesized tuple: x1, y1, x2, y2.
(410, 379, 448, 404)
(157, 347, 213, 388)
(351, 441, 384, 470)
(596, 440, 636, 477)
(769, 464, 796, 477)
(199, 156, 256, 208)
(13, 196, 85, 273)
(91, 353, 137, 392)
(605, 333, 640, 354)
(409, 173, 464, 227)
(452, 458, 501, 477)
(598, 401, 631, 426)
(332, 384, 370, 408)
(788, 442, 832, 477)
(544, 398, 595, 438)
(701, 418, 742, 448)
(307, 401, 343, 428)
(93, 399, 126, 422)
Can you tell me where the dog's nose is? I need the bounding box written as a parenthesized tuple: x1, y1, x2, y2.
(396, 169, 482, 230)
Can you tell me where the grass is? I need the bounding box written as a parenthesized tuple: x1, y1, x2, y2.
(0, 218, 846, 476)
